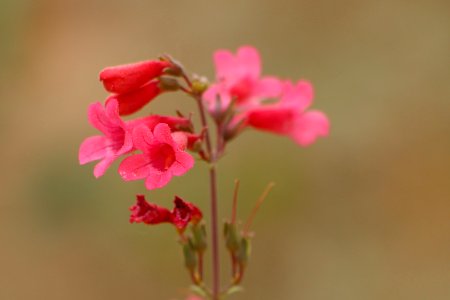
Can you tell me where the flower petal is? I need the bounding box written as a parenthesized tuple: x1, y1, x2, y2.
(214, 50, 236, 80)
(104, 98, 123, 127)
(254, 76, 282, 99)
(117, 129, 134, 155)
(171, 152, 195, 176)
(118, 154, 151, 181)
(93, 156, 116, 178)
(132, 125, 154, 152)
(153, 123, 175, 146)
(237, 46, 261, 79)
(281, 80, 314, 111)
(291, 110, 330, 146)
(79, 135, 108, 165)
(87, 102, 113, 134)
(145, 171, 173, 190)
(171, 132, 188, 150)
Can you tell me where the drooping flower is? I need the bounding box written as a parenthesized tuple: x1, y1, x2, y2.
(203, 46, 282, 112)
(243, 80, 330, 146)
(78, 99, 133, 177)
(100, 60, 170, 94)
(129, 195, 171, 224)
(171, 196, 203, 230)
(118, 123, 195, 190)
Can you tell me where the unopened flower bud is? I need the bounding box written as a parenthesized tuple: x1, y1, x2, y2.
(158, 76, 180, 91)
(164, 63, 183, 77)
(159, 55, 184, 77)
(100, 60, 170, 94)
(191, 77, 209, 95)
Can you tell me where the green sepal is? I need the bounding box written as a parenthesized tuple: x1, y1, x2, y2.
(189, 285, 208, 298)
(223, 222, 240, 253)
(225, 285, 244, 296)
(183, 238, 197, 271)
(191, 222, 207, 252)
(236, 237, 251, 266)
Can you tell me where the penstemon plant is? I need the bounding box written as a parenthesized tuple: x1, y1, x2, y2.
(79, 46, 329, 300)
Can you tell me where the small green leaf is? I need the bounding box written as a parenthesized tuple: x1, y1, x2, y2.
(226, 285, 244, 296)
(190, 285, 208, 297)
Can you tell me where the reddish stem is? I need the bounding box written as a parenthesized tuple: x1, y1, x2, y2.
(231, 253, 238, 277)
(182, 70, 220, 300)
(193, 89, 220, 300)
(198, 251, 204, 280)
(231, 179, 240, 225)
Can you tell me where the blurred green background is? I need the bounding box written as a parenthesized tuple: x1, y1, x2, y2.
(1, 0, 449, 299)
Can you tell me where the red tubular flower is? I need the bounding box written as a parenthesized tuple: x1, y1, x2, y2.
(171, 196, 203, 230)
(78, 99, 134, 178)
(118, 123, 195, 190)
(100, 60, 170, 94)
(106, 81, 161, 115)
(129, 195, 171, 224)
(203, 46, 282, 112)
(243, 80, 329, 146)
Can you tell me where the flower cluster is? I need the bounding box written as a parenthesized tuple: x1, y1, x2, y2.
(79, 60, 197, 188)
(204, 46, 329, 146)
(79, 46, 329, 187)
(78, 45, 329, 300)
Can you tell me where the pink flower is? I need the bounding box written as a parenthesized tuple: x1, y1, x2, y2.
(244, 80, 330, 146)
(118, 123, 195, 190)
(203, 46, 282, 112)
(79, 99, 192, 177)
(100, 60, 170, 94)
(106, 81, 161, 116)
(129, 195, 171, 224)
(78, 99, 133, 177)
(171, 196, 203, 230)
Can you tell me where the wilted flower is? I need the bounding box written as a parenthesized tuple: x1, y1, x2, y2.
(129, 195, 171, 224)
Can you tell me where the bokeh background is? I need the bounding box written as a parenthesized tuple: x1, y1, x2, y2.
(1, 0, 449, 299)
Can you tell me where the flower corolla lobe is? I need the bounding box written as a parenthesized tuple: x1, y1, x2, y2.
(78, 99, 133, 177)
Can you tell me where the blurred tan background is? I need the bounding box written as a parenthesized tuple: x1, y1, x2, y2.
(1, 0, 449, 299)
